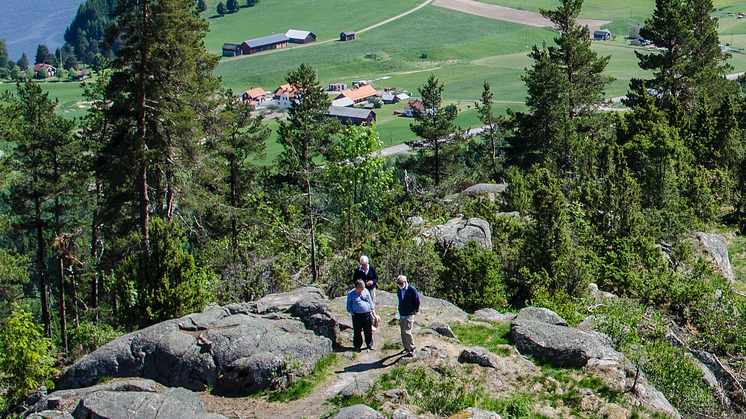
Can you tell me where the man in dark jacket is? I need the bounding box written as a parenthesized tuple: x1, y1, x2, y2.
(353, 255, 378, 305)
(396, 275, 420, 356)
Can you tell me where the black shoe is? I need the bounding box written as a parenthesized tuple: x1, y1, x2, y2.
(367, 345, 374, 351)
(354, 347, 361, 353)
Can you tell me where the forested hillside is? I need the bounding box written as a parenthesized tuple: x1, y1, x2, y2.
(1, 0, 746, 417)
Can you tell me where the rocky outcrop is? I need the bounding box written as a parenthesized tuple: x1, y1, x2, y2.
(461, 183, 507, 196)
(71, 387, 227, 419)
(691, 349, 746, 411)
(335, 404, 385, 419)
(458, 347, 501, 369)
(695, 232, 734, 281)
(423, 216, 492, 251)
(448, 407, 502, 419)
(511, 307, 622, 368)
(427, 322, 457, 338)
(58, 290, 334, 394)
(472, 308, 516, 323)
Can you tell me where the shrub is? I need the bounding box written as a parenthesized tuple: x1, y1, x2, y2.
(0, 304, 58, 411)
(113, 217, 216, 328)
(438, 241, 506, 312)
(68, 322, 122, 356)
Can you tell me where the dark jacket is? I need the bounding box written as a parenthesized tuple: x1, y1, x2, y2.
(353, 265, 378, 290)
(397, 285, 420, 316)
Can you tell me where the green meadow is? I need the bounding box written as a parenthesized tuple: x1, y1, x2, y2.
(8, 0, 746, 160)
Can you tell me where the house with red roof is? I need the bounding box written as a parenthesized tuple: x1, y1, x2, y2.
(242, 87, 268, 109)
(335, 84, 377, 104)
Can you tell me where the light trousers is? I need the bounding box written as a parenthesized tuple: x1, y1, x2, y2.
(399, 315, 415, 351)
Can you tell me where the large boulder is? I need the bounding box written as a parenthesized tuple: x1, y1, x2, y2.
(58, 297, 333, 394)
(694, 232, 734, 281)
(71, 387, 226, 419)
(423, 216, 492, 251)
(335, 404, 384, 419)
(510, 307, 621, 368)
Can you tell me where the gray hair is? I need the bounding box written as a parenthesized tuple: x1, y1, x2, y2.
(354, 279, 365, 289)
(360, 255, 369, 265)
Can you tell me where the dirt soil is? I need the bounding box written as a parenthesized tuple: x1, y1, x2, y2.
(432, 0, 611, 33)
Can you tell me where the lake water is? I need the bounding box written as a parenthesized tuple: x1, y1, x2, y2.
(0, 0, 86, 62)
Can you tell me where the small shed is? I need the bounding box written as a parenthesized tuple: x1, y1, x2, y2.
(593, 29, 611, 41)
(340, 30, 356, 42)
(326, 106, 376, 126)
(222, 43, 243, 57)
(629, 24, 644, 39)
(286, 29, 317, 44)
(382, 94, 398, 104)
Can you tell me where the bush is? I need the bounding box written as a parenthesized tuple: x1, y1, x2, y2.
(0, 304, 58, 411)
(68, 322, 122, 356)
(438, 241, 506, 312)
(113, 217, 216, 328)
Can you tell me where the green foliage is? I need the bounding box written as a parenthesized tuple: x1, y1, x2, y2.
(67, 321, 122, 356)
(408, 74, 459, 185)
(449, 321, 512, 356)
(0, 304, 58, 410)
(217, 1, 226, 15)
(641, 340, 716, 413)
(226, 0, 239, 13)
(265, 354, 337, 402)
(438, 242, 506, 312)
(113, 218, 216, 328)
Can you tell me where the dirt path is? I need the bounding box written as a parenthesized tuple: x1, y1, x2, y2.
(432, 0, 611, 33)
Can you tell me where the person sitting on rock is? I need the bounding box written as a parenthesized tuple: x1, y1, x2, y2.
(346, 279, 375, 352)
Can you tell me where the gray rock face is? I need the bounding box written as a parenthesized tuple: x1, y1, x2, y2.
(334, 404, 384, 419)
(451, 408, 502, 419)
(58, 293, 333, 394)
(695, 232, 734, 281)
(462, 183, 507, 196)
(338, 376, 374, 398)
(472, 308, 516, 323)
(71, 387, 227, 419)
(588, 283, 617, 300)
(27, 412, 73, 419)
(691, 349, 746, 410)
(22, 380, 158, 417)
(458, 347, 500, 369)
(510, 307, 621, 368)
(288, 294, 340, 342)
(423, 216, 492, 251)
(427, 322, 456, 338)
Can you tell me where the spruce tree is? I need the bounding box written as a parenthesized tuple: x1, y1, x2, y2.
(217, 1, 226, 15)
(276, 62, 337, 282)
(0, 39, 8, 69)
(98, 0, 220, 249)
(197, 0, 206, 12)
(508, 0, 612, 176)
(227, 0, 239, 13)
(17, 53, 29, 71)
(408, 74, 458, 185)
(1, 80, 81, 338)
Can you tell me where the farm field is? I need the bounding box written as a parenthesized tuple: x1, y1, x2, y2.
(8, 0, 746, 160)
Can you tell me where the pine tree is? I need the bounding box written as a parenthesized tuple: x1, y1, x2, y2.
(408, 74, 458, 185)
(197, 0, 206, 12)
(227, 0, 239, 13)
(475, 82, 507, 178)
(508, 0, 612, 175)
(275, 62, 338, 282)
(1, 79, 82, 338)
(0, 39, 8, 69)
(98, 0, 220, 250)
(217, 1, 226, 15)
(17, 53, 29, 71)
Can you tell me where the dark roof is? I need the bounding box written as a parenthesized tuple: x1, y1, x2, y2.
(342, 30, 355, 36)
(243, 34, 289, 48)
(327, 106, 374, 119)
(222, 43, 241, 49)
(594, 29, 611, 35)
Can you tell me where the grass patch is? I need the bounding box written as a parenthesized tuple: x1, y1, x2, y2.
(449, 321, 513, 356)
(265, 353, 338, 402)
